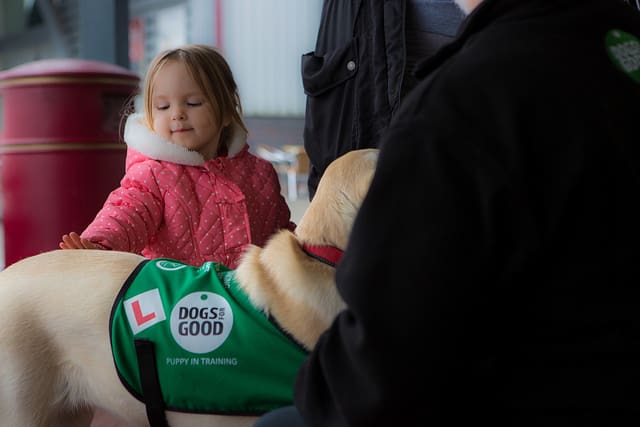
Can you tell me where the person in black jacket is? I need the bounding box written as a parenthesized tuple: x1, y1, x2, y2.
(256, 0, 640, 425)
(301, 0, 464, 199)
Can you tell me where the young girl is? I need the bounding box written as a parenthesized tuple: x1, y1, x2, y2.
(60, 44, 295, 270)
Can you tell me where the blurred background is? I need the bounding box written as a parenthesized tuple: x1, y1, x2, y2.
(1, 0, 322, 115)
(0, 0, 321, 267)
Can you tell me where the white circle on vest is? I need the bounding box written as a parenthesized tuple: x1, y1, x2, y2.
(170, 292, 233, 354)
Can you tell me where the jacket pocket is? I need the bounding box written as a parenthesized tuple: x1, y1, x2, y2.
(301, 38, 358, 97)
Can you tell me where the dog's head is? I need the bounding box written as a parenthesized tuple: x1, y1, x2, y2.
(295, 148, 380, 249)
(235, 148, 379, 350)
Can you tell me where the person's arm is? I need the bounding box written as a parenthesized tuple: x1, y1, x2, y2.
(294, 112, 507, 425)
(66, 163, 165, 253)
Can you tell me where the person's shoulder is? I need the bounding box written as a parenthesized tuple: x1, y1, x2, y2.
(125, 147, 158, 171)
(125, 149, 188, 181)
(231, 147, 273, 167)
(215, 148, 278, 182)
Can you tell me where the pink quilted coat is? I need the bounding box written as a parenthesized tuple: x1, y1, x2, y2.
(81, 113, 295, 269)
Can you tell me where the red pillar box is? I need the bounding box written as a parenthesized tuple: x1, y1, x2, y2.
(0, 59, 139, 267)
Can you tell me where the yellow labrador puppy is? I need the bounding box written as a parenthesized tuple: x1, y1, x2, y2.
(0, 148, 379, 427)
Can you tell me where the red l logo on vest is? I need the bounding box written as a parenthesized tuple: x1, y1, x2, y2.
(124, 288, 167, 334)
(132, 300, 156, 325)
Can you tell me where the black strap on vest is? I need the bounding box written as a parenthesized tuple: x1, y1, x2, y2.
(134, 339, 169, 427)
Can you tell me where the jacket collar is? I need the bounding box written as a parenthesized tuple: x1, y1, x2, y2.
(123, 113, 248, 167)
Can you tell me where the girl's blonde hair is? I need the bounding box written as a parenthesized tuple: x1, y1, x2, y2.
(142, 44, 247, 149)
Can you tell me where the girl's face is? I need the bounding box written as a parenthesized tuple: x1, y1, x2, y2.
(151, 60, 223, 160)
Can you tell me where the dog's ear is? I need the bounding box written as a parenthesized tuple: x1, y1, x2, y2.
(296, 149, 379, 249)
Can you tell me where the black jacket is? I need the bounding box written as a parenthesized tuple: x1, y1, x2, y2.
(295, 0, 640, 425)
(301, 0, 463, 198)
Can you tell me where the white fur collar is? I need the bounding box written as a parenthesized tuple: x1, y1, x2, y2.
(123, 113, 248, 166)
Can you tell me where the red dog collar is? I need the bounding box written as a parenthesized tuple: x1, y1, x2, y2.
(301, 243, 344, 267)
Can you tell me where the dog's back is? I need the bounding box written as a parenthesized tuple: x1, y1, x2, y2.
(0, 250, 147, 427)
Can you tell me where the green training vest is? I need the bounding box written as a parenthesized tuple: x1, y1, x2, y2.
(110, 259, 308, 415)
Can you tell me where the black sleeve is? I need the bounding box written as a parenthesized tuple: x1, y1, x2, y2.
(293, 110, 507, 425)
(301, 0, 360, 199)
(301, 0, 464, 199)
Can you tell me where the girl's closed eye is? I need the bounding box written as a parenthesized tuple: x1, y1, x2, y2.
(155, 104, 169, 111)
(187, 101, 203, 107)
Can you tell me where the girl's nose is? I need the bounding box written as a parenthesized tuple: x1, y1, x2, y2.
(171, 108, 185, 120)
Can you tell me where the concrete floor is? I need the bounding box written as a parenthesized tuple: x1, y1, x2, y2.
(246, 115, 310, 221)
(288, 196, 310, 224)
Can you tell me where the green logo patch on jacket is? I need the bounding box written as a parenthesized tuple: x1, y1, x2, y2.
(606, 29, 640, 83)
(110, 259, 308, 415)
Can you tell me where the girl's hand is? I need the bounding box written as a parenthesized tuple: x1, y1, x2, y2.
(59, 232, 106, 250)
